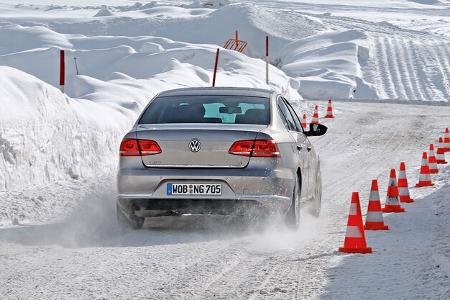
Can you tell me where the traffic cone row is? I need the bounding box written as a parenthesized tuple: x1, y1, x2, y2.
(305, 100, 335, 126)
(415, 128, 450, 186)
(339, 127, 448, 254)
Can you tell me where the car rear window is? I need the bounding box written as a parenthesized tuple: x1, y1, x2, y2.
(139, 95, 271, 125)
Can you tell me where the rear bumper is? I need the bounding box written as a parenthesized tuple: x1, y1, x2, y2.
(118, 195, 291, 216)
(117, 159, 295, 216)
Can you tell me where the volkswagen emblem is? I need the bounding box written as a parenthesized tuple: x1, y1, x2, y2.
(189, 139, 201, 153)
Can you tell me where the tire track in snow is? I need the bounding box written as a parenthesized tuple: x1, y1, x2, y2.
(377, 37, 398, 99)
(368, 37, 388, 99)
(435, 43, 450, 98)
(407, 40, 435, 101)
(417, 41, 444, 100)
(425, 42, 450, 100)
(399, 37, 427, 101)
(385, 37, 409, 99)
(393, 38, 417, 100)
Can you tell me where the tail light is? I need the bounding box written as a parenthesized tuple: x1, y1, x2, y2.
(120, 139, 161, 156)
(229, 139, 280, 157)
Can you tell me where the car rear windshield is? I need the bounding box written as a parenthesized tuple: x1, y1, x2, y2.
(139, 95, 271, 125)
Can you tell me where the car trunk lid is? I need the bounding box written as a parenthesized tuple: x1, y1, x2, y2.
(136, 124, 265, 168)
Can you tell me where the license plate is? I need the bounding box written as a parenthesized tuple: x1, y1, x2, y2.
(167, 183, 222, 196)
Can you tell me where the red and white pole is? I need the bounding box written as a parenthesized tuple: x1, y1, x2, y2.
(59, 49, 65, 93)
(212, 48, 220, 87)
(265, 35, 269, 85)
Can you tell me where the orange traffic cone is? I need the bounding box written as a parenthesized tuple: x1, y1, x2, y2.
(437, 137, 447, 164)
(311, 105, 319, 125)
(444, 128, 450, 152)
(416, 152, 434, 187)
(428, 144, 439, 174)
(339, 192, 372, 254)
(301, 114, 307, 129)
(365, 180, 389, 230)
(398, 162, 414, 203)
(324, 100, 334, 118)
(383, 169, 406, 213)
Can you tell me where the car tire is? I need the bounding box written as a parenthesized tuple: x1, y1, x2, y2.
(285, 176, 300, 229)
(116, 204, 145, 230)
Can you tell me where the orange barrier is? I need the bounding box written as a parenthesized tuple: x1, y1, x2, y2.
(224, 32, 248, 53)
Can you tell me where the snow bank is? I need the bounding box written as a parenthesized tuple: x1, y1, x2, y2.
(0, 24, 72, 55)
(0, 66, 129, 192)
(0, 3, 324, 58)
(0, 24, 301, 106)
(279, 30, 378, 100)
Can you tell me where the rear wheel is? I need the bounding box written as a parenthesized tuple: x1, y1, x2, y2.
(116, 204, 145, 230)
(285, 176, 300, 229)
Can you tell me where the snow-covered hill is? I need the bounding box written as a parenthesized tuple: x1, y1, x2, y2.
(2, 1, 450, 101)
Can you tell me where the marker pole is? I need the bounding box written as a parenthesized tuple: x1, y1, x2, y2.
(60, 49, 65, 93)
(212, 48, 220, 87)
(265, 35, 269, 85)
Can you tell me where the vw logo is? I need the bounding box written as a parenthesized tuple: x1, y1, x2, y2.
(188, 139, 201, 153)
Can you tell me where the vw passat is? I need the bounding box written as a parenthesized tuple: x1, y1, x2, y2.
(117, 87, 327, 229)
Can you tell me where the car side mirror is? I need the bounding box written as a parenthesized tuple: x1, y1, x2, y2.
(305, 123, 327, 137)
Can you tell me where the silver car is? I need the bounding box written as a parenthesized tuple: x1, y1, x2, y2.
(117, 87, 327, 229)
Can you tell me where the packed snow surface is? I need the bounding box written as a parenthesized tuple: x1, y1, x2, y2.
(1, 0, 450, 299)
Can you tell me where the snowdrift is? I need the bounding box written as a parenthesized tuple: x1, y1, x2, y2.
(0, 23, 301, 106)
(0, 66, 129, 192)
(279, 30, 378, 100)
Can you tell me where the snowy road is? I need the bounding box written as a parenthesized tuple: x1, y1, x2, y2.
(1, 102, 449, 299)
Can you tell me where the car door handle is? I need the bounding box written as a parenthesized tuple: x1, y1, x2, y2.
(297, 145, 303, 151)
(307, 147, 312, 152)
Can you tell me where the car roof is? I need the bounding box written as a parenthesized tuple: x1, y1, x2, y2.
(157, 87, 275, 98)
